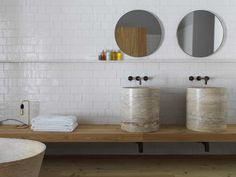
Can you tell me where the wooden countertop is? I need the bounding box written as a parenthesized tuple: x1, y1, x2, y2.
(1, 124, 236, 143)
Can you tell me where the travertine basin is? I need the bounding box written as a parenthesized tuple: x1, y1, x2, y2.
(0, 138, 46, 177)
(187, 87, 227, 132)
(121, 87, 160, 132)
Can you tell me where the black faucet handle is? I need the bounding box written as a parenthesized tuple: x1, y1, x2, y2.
(143, 76, 149, 81)
(135, 76, 141, 81)
(196, 76, 202, 81)
(189, 76, 194, 81)
(128, 76, 133, 81)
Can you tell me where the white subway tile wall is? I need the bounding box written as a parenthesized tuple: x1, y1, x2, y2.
(0, 0, 236, 124)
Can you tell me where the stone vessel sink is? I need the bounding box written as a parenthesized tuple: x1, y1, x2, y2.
(121, 87, 160, 132)
(0, 138, 46, 177)
(187, 87, 227, 132)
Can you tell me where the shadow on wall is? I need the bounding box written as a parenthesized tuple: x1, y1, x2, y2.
(45, 142, 236, 155)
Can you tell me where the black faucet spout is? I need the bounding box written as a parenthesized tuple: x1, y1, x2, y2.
(136, 76, 142, 85)
(204, 76, 210, 85)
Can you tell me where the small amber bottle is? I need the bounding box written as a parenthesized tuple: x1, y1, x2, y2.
(101, 50, 106, 60)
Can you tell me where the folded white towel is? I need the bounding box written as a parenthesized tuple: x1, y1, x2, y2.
(32, 115, 78, 125)
(32, 122, 75, 126)
(31, 122, 78, 132)
(31, 124, 76, 129)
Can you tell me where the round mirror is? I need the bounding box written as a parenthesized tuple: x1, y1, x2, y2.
(115, 10, 163, 57)
(177, 10, 224, 57)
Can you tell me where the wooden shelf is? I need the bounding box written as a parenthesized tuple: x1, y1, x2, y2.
(2, 59, 236, 64)
(0, 124, 236, 143)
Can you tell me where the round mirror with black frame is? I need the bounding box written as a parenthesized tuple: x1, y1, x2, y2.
(115, 10, 163, 58)
(177, 10, 224, 58)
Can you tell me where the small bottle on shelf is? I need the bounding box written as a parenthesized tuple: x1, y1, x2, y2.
(110, 50, 116, 60)
(106, 50, 110, 60)
(101, 50, 106, 60)
(98, 55, 102, 60)
(116, 50, 122, 60)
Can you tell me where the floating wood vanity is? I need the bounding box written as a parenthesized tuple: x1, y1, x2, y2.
(1, 124, 236, 143)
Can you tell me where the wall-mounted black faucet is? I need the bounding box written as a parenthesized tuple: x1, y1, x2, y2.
(197, 76, 210, 85)
(128, 76, 149, 85)
(189, 76, 210, 85)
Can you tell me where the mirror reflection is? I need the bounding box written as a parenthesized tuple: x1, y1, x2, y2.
(115, 10, 163, 57)
(177, 10, 224, 57)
